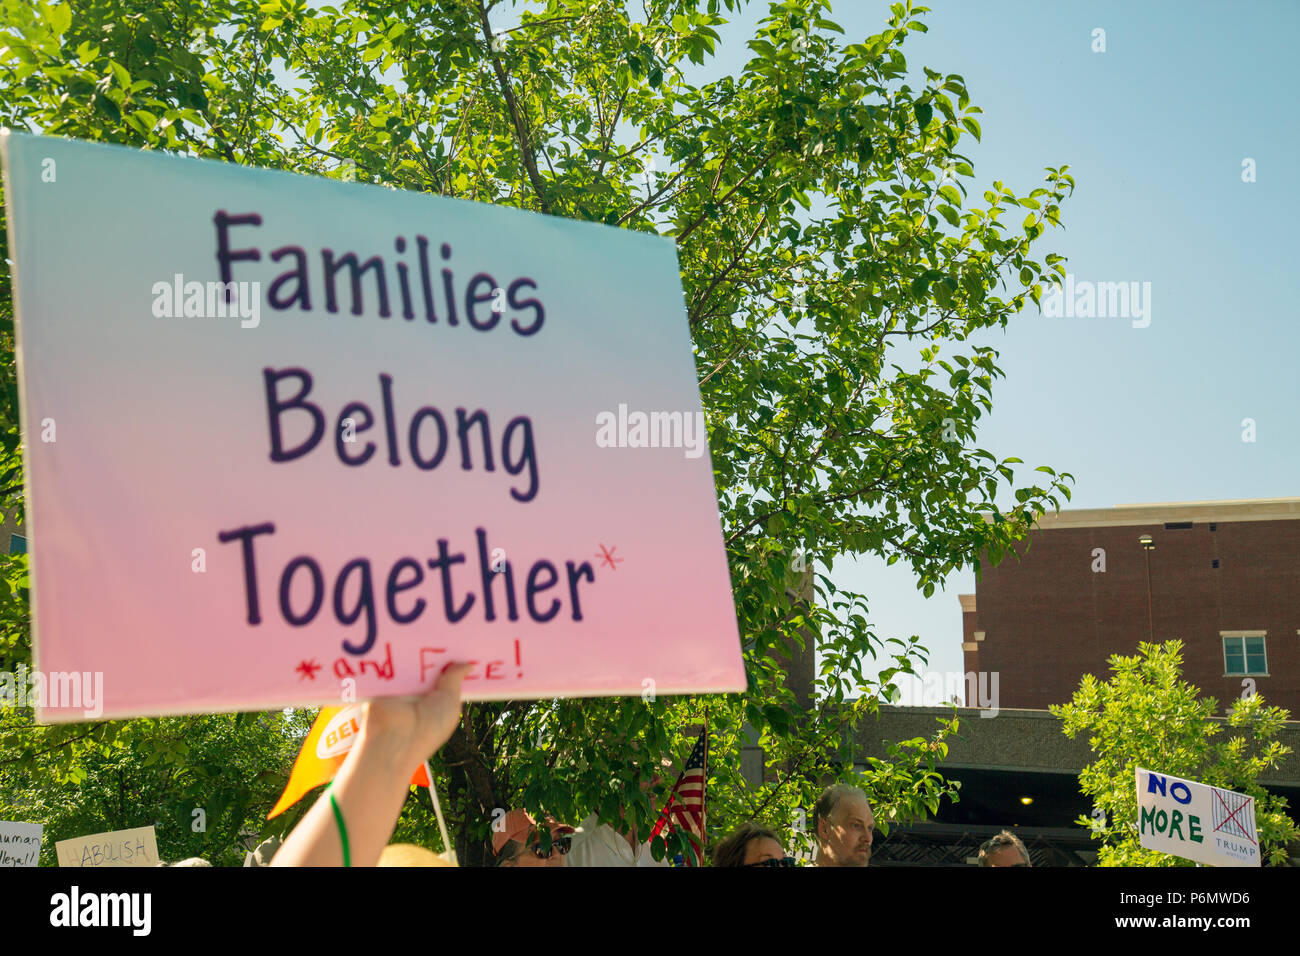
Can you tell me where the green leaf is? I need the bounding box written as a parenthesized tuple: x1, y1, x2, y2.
(857, 135, 874, 164)
(93, 93, 120, 122)
(125, 110, 154, 135)
(763, 705, 790, 736)
(934, 275, 957, 306)
(48, 3, 72, 37)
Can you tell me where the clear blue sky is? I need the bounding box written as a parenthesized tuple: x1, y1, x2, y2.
(670, 0, 1300, 693)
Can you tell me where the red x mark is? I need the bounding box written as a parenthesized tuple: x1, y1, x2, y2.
(1212, 789, 1256, 844)
(596, 543, 623, 570)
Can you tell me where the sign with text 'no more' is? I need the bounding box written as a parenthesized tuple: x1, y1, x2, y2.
(1136, 768, 1260, 867)
(1, 130, 745, 720)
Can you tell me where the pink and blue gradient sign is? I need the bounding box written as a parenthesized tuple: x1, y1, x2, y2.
(1, 131, 744, 722)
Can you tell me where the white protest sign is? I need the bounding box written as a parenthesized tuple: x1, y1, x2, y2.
(0, 130, 745, 720)
(0, 820, 43, 866)
(1136, 767, 1260, 867)
(55, 825, 160, 868)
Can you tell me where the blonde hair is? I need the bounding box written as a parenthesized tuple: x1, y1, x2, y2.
(377, 843, 454, 867)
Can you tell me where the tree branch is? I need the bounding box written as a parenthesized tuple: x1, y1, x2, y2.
(0, 724, 107, 765)
(593, 88, 627, 181)
(676, 145, 776, 244)
(616, 165, 689, 226)
(688, 212, 768, 326)
(476, 1, 551, 214)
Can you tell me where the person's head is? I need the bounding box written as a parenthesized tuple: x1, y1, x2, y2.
(814, 784, 874, 867)
(492, 809, 574, 868)
(712, 822, 790, 868)
(978, 831, 1031, 867)
(244, 835, 282, 867)
(378, 843, 454, 867)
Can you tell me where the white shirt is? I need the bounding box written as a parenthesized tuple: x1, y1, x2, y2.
(565, 814, 669, 867)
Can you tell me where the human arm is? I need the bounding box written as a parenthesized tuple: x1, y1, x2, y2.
(272, 663, 472, 867)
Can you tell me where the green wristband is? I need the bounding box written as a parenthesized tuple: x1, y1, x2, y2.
(328, 787, 350, 867)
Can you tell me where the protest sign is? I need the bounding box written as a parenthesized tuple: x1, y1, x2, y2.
(1136, 767, 1260, 867)
(55, 825, 159, 868)
(0, 130, 745, 721)
(0, 820, 42, 866)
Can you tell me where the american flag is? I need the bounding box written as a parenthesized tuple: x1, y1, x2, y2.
(650, 727, 708, 866)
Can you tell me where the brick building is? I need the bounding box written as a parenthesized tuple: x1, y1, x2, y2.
(859, 498, 1300, 864)
(959, 498, 1300, 715)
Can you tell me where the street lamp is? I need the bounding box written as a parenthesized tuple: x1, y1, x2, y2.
(1139, 535, 1155, 641)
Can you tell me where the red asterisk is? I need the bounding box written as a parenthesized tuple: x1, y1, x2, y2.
(596, 543, 622, 570)
(296, 659, 322, 681)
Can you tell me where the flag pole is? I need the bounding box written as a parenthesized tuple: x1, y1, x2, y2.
(424, 760, 458, 866)
(700, 706, 709, 868)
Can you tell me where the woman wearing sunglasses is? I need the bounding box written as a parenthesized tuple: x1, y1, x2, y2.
(493, 809, 576, 867)
(711, 822, 799, 867)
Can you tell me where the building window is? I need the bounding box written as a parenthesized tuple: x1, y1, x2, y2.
(1221, 632, 1267, 676)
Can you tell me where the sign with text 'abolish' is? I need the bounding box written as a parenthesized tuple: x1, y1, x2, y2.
(1, 131, 744, 721)
(56, 825, 159, 868)
(1136, 768, 1260, 867)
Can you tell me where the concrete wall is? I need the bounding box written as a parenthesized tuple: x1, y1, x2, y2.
(856, 705, 1300, 785)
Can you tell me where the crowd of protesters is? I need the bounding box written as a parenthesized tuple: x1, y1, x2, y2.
(161, 666, 1032, 868)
